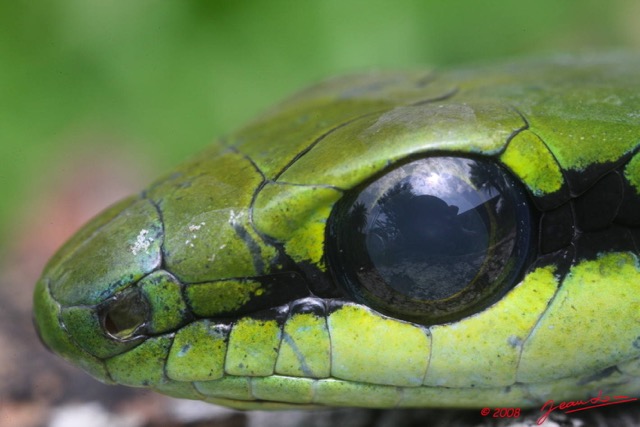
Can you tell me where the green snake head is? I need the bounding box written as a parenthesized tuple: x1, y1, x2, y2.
(34, 53, 640, 409)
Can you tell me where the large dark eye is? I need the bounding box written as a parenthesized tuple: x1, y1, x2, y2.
(326, 156, 534, 324)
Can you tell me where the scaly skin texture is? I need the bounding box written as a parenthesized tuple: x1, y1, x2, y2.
(34, 53, 640, 409)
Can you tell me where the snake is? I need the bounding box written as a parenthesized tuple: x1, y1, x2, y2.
(33, 52, 640, 411)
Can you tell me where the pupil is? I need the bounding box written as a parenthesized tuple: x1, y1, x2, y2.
(365, 188, 492, 300)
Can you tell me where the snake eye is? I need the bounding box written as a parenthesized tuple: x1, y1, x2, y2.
(326, 156, 533, 325)
(100, 289, 150, 340)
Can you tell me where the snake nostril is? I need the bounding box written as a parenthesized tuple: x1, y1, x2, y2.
(100, 289, 150, 341)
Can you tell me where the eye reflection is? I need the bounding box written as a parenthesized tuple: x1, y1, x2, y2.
(328, 156, 533, 324)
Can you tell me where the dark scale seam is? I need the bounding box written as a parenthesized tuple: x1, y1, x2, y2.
(231, 222, 265, 275)
(420, 327, 434, 386)
(142, 194, 167, 272)
(509, 106, 570, 192)
(159, 332, 177, 385)
(512, 243, 576, 385)
(235, 146, 317, 295)
(510, 106, 579, 253)
(272, 85, 460, 183)
(268, 305, 288, 377)
(408, 86, 459, 106)
(229, 146, 275, 252)
(272, 114, 377, 182)
(163, 326, 229, 400)
(227, 146, 272, 275)
(494, 105, 531, 158)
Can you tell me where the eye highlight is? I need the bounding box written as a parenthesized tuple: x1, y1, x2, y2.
(326, 156, 534, 325)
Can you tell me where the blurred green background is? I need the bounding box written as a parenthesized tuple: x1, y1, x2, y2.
(1, 0, 639, 247)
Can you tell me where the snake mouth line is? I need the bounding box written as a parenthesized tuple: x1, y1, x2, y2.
(150, 360, 640, 411)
